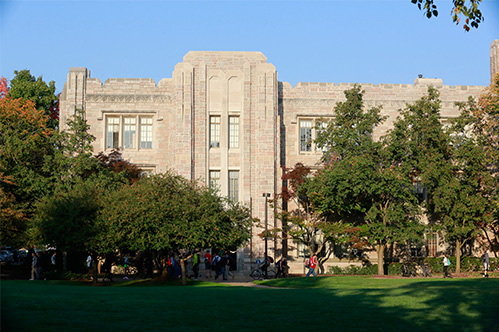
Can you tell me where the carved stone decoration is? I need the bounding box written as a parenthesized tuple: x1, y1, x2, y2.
(86, 94, 172, 103)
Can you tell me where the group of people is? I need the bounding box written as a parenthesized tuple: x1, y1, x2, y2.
(203, 250, 234, 280)
(442, 249, 491, 279)
(30, 251, 57, 280)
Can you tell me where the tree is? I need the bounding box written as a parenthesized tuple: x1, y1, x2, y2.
(0, 96, 55, 246)
(411, 0, 483, 31)
(97, 172, 255, 284)
(7, 70, 58, 128)
(315, 85, 385, 162)
(385, 87, 453, 216)
(443, 74, 499, 259)
(308, 86, 423, 275)
(0, 77, 8, 99)
(277, 163, 337, 274)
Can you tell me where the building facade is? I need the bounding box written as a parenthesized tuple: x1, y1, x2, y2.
(60, 41, 498, 273)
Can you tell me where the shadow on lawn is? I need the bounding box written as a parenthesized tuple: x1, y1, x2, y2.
(285, 278, 499, 332)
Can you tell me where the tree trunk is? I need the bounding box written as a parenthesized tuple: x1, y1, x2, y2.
(456, 238, 461, 274)
(180, 258, 187, 286)
(377, 244, 385, 276)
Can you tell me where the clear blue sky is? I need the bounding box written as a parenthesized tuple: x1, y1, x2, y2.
(1, 0, 498, 93)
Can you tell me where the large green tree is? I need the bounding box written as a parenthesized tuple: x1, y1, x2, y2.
(97, 172, 255, 284)
(7, 70, 58, 128)
(308, 85, 423, 275)
(0, 96, 55, 246)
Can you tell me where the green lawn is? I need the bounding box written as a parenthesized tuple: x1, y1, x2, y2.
(2, 276, 498, 332)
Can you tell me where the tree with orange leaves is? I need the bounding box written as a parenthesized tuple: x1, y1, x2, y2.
(0, 96, 55, 246)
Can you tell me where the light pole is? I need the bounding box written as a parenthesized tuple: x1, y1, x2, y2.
(263, 193, 271, 278)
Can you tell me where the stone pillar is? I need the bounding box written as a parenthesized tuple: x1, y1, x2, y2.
(59, 67, 89, 130)
(491, 40, 499, 79)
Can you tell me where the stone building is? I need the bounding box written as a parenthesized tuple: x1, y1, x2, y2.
(60, 41, 498, 273)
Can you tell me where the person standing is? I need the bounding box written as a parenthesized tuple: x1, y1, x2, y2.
(276, 257, 288, 278)
(306, 255, 318, 277)
(123, 255, 130, 280)
(30, 252, 37, 280)
(203, 250, 212, 278)
(86, 252, 93, 280)
(212, 253, 221, 280)
(192, 251, 200, 280)
(482, 250, 490, 278)
(443, 253, 452, 278)
(51, 252, 57, 269)
(35, 252, 43, 280)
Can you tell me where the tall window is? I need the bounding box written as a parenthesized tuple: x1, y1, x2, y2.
(209, 170, 220, 190)
(229, 116, 239, 148)
(106, 117, 120, 149)
(140, 117, 153, 149)
(427, 232, 438, 257)
(210, 116, 220, 148)
(228, 171, 239, 202)
(124, 117, 136, 149)
(300, 120, 312, 152)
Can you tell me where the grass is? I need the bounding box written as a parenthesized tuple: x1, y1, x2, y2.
(1, 276, 498, 332)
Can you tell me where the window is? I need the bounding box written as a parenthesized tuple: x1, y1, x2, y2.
(210, 116, 220, 148)
(297, 242, 310, 258)
(228, 171, 239, 202)
(427, 232, 438, 257)
(300, 120, 313, 152)
(229, 116, 239, 148)
(316, 121, 328, 152)
(106, 117, 120, 149)
(209, 170, 220, 190)
(124, 117, 136, 149)
(140, 117, 153, 149)
(105, 115, 153, 150)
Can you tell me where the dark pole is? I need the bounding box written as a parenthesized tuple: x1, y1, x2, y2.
(263, 193, 271, 278)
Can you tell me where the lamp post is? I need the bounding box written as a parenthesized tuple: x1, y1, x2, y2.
(263, 193, 271, 278)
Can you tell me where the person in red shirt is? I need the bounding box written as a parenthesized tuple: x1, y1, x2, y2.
(306, 255, 318, 277)
(203, 250, 212, 278)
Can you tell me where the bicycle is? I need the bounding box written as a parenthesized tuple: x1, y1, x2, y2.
(250, 264, 276, 280)
(401, 262, 417, 277)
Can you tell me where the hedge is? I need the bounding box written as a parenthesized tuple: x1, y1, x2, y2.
(327, 257, 498, 275)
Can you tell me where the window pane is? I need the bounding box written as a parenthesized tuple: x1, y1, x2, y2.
(300, 120, 312, 152)
(228, 171, 239, 202)
(124, 117, 136, 149)
(209, 170, 220, 190)
(316, 121, 328, 152)
(140, 117, 153, 149)
(229, 116, 239, 148)
(210, 116, 220, 148)
(106, 117, 120, 149)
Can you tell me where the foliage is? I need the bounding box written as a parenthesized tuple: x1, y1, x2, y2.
(411, 0, 483, 31)
(96, 172, 255, 275)
(95, 149, 142, 184)
(33, 179, 103, 253)
(278, 163, 335, 271)
(315, 84, 385, 163)
(0, 96, 55, 246)
(308, 85, 423, 275)
(0, 77, 8, 99)
(7, 70, 58, 127)
(0, 189, 27, 247)
(328, 264, 378, 275)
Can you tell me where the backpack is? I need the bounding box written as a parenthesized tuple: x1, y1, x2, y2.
(481, 254, 486, 263)
(304, 258, 309, 268)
